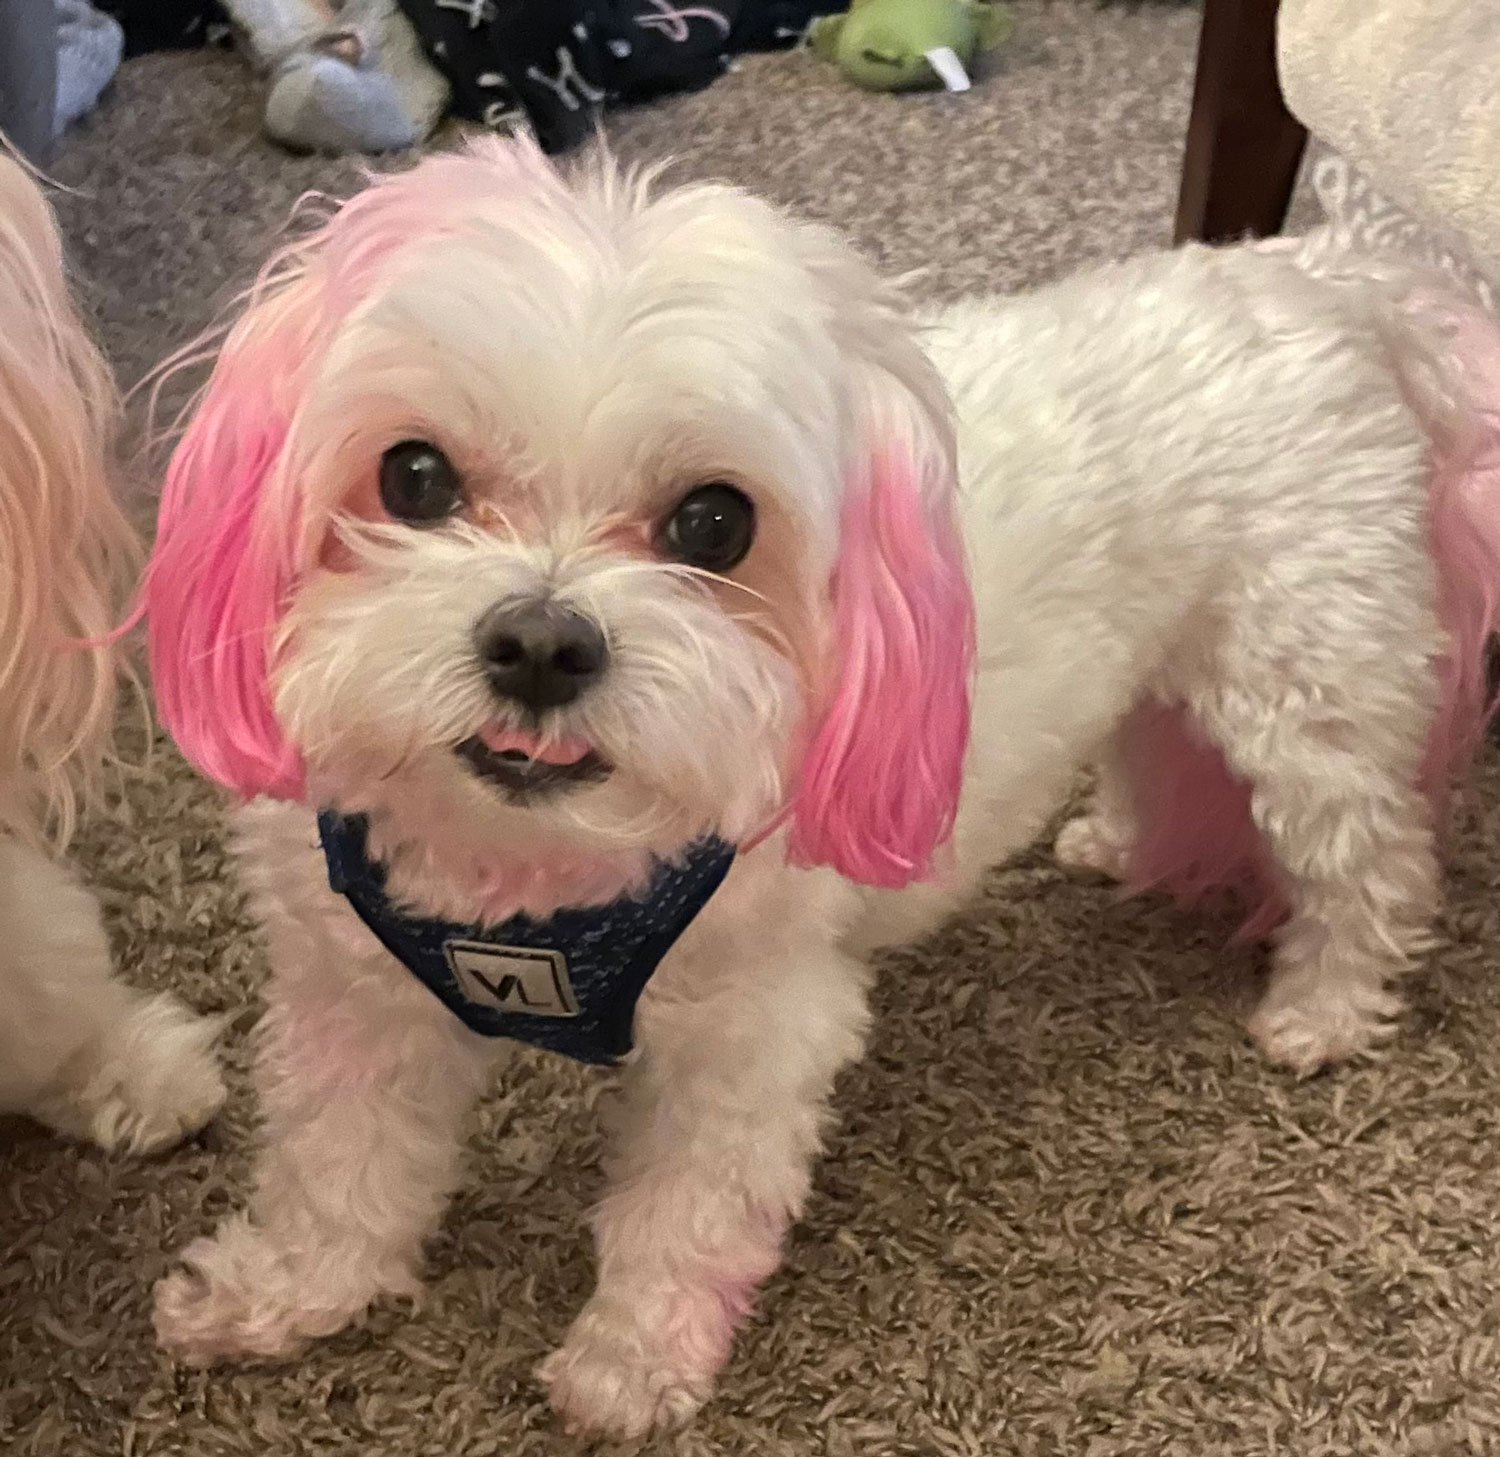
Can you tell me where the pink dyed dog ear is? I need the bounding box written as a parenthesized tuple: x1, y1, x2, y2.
(787, 403, 975, 888)
(144, 290, 313, 802)
(143, 137, 572, 805)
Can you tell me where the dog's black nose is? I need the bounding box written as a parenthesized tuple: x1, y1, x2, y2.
(474, 600, 609, 712)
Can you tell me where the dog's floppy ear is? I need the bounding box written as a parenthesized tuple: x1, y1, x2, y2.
(787, 342, 975, 888)
(145, 138, 566, 804)
(145, 279, 319, 802)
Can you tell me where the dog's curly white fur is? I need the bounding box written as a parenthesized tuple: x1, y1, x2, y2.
(144, 141, 1500, 1434)
(0, 154, 225, 1152)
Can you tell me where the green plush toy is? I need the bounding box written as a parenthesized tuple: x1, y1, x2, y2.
(809, 0, 1013, 92)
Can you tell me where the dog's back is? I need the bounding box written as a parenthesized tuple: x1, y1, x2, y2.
(925, 241, 1499, 729)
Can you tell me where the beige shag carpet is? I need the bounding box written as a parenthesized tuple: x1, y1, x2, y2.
(8, 5, 1500, 1455)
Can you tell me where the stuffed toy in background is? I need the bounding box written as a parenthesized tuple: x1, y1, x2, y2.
(54, 0, 125, 137)
(223, 0, 448, 152)
(809, 0, 1011, 92)
(96, 0, 444, 152)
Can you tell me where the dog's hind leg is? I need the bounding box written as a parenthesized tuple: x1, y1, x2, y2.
(1196, 680, 1440, 1075)
(1053, 735, 1139, 882)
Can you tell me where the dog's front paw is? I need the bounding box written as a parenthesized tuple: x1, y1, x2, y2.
(1248, 977, 1402, 1075)
(71, 992, 226, 1156)
(539, 1297, 719, 1439)
(155, 1219, 308, 1366)
(1054, 812, 1134, 881)
(155, 1215, 399, 1366)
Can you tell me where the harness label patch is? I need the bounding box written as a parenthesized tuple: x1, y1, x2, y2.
(443, 941, 579, 1018)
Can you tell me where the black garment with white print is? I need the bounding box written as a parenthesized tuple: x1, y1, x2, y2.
(395, 0, 846, 154)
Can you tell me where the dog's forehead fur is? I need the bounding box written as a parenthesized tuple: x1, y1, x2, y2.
(302, 164, 854, 533)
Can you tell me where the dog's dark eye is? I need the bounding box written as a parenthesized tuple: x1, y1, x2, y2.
(661, 483, 755, 572)
(379, 441, 462, 524)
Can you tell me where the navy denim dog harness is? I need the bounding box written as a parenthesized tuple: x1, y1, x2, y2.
(319, 811, 736, 1065)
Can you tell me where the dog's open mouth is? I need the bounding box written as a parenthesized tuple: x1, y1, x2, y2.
(456, 724, 611, 798)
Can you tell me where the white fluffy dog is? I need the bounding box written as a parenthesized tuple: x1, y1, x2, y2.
(144, 140, 1500, 1435)
(0, 155, 224, 1152)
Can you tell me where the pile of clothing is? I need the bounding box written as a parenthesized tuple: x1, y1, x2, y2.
(98, 0, 846, 154)
(402, 0, 842, 152)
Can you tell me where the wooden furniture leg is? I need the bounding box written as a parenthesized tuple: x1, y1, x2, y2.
(1174, 0, 1308, 244)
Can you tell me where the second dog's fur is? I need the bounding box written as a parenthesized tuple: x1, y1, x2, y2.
(0, 155, 224, 1153)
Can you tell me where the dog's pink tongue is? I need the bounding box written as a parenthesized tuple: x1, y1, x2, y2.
(479, 725, 592, 765)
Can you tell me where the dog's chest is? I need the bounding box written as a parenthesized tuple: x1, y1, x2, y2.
(316, 812, 737, 1065)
